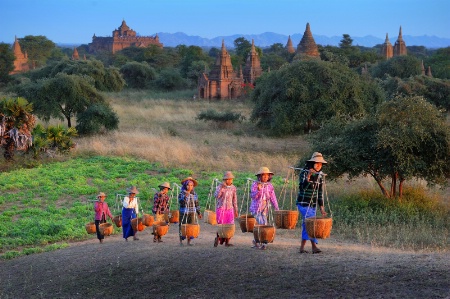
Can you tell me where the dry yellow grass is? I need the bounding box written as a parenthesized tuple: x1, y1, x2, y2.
(73, 92, 310, 174)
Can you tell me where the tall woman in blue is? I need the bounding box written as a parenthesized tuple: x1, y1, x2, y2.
(122, 186, 140, 241)
(297, 152, 328, 254)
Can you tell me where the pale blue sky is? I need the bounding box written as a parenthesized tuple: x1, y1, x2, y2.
(1, 0, 449, 44)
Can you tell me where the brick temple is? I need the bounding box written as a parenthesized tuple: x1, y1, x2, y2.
(10, 36, 29, 74)
(380, 26, 407, 59)
(88, 20, 163, 54)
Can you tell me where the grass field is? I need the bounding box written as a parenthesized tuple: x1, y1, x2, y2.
(1, 89, 449, 259)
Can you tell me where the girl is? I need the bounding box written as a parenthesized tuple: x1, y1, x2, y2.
(250, 167, 279, 250)
(178, 177, 202, 246)
(122, 186, 140, 241)
(214, 171, 238, 247)
(94, 192, 113, 244)
(152, 182, 171, 242)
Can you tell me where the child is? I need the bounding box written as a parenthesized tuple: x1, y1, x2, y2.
(250, 167, 279, 250)
(122, 186, 140, 241)
(94, 192, 113, 244)
(178, 177, 202, 246)
(214, 171, 239, 247)
(152, 182, 171, 242)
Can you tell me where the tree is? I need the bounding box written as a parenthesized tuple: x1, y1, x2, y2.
(28, 58, 125, 92)
(380, 75, 450, 111)
(14, 73, 118, 132)
(370, 55, 422, 79)
(0, 97, 35, 160)
(424, 47, 450, 79)
(0, 43, 15, 84)
(308, 96, 450, 198)
(339, 34, 354, 50)
(18, 35, 56, 68)
(120, 61, 157, 89)
(76, 103, 119, 135)
(250, 60, 384, 135)
(155, 68, 187, 91)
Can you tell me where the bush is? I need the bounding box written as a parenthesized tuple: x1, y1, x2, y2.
(196, 109, 245, 123)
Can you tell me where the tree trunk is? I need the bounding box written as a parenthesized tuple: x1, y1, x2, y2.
(375, 179, 390, 198)
(390, 172, 398, 198)
(3, 138, 15, 160)
(67, 117, 72, 128)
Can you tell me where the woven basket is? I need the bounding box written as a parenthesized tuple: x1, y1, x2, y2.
(99, 223, 114, 236)
(305, 216, 333, 239)
(112, 215, 122, 228)
(142, 214, 154, 226)
(180, 223, 200, 238)
(169, 210, 179, 223)
(152, 221, 169, 237)
(253, 225, 276, 243)
(203, 209, 217, 225)
(217, 224, 235, 239)
(274, 210, 299, 229)
(131, 217, 146, 232)
(85, 222, 96, 234)
(154, 213, 166, 222)
(239, 214, 256, 233)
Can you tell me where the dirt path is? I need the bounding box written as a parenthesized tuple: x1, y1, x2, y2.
(1, 222, 449, 299)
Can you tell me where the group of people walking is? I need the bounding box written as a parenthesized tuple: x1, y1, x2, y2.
(92, 152, 329, 254)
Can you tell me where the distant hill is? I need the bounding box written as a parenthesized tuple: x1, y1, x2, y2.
(155, 32, 450, 49)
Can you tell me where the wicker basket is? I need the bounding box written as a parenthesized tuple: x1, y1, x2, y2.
(180, 223, 200, 238)
(154, 213, 166, 222)
(239, 214, 256, 233)
(203, 209, 217, 225)
(169, 210, 179, 223)
(305, 216, 333, 239)
(112, 215, 122, 228)
(152, 221, 169, 237)
(99, 223, 114, 236)
(85, 222, 96, 234)
(274, 210, 299, 229)
(217, 224, 235, 239)
(253, 225, 276, 243)
(131, 217, 146, 232)
(142, 214, 154, 226)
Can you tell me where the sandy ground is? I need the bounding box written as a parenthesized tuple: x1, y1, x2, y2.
(0, 221, 449, 299)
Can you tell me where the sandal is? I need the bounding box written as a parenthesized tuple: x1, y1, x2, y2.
(312, 249, 322, 254)
(299, 249, 309, 254)
(214, 237, 218, 247)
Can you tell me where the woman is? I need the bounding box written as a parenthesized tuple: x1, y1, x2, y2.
(94, 192, 113, 244)
(296, 152, 328, 254)
(152, 182, 171, 242)
(250, 167, 279, 250)
(214, 171, 239, 247)
(178, 177, 202, 246)
(122, 186, 140, 241)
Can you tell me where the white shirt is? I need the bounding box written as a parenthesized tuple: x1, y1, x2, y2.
(123, 196, 139, 214)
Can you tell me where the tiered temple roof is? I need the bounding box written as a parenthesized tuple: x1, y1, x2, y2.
(393, 26, 407, 56)
(285, 35, 295, 53)
(380, 33, 393, 59)
(296, 23, 320, 59)
(243, 39, 262, 85)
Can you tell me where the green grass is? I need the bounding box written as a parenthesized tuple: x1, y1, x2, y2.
(329, 188, 450, 251)
(1, 156, 448, 259)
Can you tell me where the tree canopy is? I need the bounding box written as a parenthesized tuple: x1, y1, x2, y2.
(308, 96, 450, 198)
(250, 59, 384, 135)
(18, 35, 56, 68)
(0, 43, 15, 84)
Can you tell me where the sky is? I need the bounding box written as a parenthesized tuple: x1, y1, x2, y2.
(1, 0, 449, 44)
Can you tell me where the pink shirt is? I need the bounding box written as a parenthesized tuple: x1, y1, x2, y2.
(250, 181, 279, 214)
(94, 201, 113, 221)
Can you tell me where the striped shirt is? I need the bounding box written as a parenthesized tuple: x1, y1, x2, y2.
(178, 191, 201, 215)
(296, 168, 324, 207)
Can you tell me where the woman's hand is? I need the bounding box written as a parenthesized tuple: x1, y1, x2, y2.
(198, 213, 203, 219)
(320, 206, 327, 216)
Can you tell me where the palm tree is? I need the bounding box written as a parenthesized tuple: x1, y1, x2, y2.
(0, 97, 36, 160)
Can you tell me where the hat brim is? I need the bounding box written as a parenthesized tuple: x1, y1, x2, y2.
(158, 185, 171, 190)
(307, 158, 327, 164)
(255, 171, 274, 175)
(181, 178, 198, 187)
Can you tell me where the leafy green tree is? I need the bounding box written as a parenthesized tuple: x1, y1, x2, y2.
(14, 73, 118, 132)
(186, 60, 209, 84)
(18, 35, 56, 68)
(29, 124, 77, 158)
(120, 61, 156, 89)
(261, 53, 288, 71)
(251, 60, 384, 135)
(424, 47, 450, 79)
(380, 75, 450, 111)
(308, 96, 450, 198)
(0, 97, 35, 160)
(339, 34, 354, 50)
(370, 55, 422, 79)
(28, 58, 125, 92)
(233, 37, 263, 67)
(76, 103, 118, 135)
(155, 68, 187, 91)
(0, 43, 15, 84)
(179, 46, 211, 82)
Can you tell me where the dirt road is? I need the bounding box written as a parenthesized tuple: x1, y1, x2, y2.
(1, 222, 449, 298)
